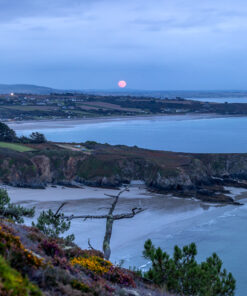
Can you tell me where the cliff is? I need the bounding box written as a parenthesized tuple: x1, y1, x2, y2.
(1, 141, 247, 204)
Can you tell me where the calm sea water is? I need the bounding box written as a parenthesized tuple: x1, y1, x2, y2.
(17, 115, 247, 153)
(188, 97, 247, 103)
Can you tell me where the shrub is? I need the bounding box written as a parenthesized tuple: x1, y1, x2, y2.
(29, 132, 47, 144)
(0, 122, 17, 142)
(105, 266, 136, 287)
(0, 255, 42, 296)
(143, 239, 236, 296)
(70, 279, 91, 293)
(71, 256, 112, 275)
(40, 239, 64, 257)
(0, 189, 35, 223)
(32, 208, 74, 243)
(0, 225, 43, 275)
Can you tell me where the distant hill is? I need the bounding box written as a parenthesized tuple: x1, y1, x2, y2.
(0, 83, 247, 98)
(0, 84, 62, 94)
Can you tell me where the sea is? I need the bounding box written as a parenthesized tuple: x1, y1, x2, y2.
(12, 95, 247, 295)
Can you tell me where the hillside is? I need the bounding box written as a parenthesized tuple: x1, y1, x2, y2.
(1, 141, 247, 204)
(0, 219, 164, 296)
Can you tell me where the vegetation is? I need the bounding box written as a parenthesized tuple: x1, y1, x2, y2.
(0, 189, 35, 223)
(0, 122, 17, 142)
(0, 141, 34, 152)
(32, 204, 75, 243)
(71, 256, 112, 275)
(29, 132, 47, 144)
(143, 239, 236, 296)
(0, 188, 237, 295)
(0, 121, 47, 146)
(0, 256, 42, 296)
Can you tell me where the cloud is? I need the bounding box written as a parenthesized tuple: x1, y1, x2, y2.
(0, 0, 98, 23)
(0, 0, 247, 89)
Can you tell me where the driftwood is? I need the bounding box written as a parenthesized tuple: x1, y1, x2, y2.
(63, 188, 145, 259)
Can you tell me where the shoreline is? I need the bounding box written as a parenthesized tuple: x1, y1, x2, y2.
(8, 113, 237, 131)
(5, 184, 247, 206)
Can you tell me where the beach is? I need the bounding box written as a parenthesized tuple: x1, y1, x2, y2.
(8, 113, 231, 131)
(3, 183, 247, 295)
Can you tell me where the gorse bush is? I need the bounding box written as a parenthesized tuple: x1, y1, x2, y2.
(71, 256, 112, 274)
(143, 239, 235, 296)
(0, 189, 35, 223)
(0, 255, 42, 296)
(32, 208, 74, 243)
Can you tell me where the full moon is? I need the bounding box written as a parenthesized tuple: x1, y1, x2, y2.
(118, 80, 127, 88)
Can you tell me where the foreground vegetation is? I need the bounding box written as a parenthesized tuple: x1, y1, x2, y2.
(0, 189, 236, 295)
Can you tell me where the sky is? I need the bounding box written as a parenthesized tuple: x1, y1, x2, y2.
(0, 0, 247, 90)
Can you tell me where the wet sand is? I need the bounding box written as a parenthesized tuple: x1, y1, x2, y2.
(8, 113, 231, 131)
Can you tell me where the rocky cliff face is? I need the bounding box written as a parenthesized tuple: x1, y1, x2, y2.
(1, 143, 247, 203)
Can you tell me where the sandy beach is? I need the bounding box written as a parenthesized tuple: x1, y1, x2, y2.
(8, 113, 232, 131)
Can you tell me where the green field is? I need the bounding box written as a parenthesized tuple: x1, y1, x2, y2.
(0, 142, 34, 152)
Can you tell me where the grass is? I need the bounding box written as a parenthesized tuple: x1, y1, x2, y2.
(0, 142, 34, 152)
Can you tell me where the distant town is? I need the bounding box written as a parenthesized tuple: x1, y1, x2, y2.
(1, 92, 247, 121)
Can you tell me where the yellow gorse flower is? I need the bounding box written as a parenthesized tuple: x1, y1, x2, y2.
(71, 256, 112, 274)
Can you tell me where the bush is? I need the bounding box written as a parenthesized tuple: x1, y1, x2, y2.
(0, 255, 42, 296)
(32, 208, 74, 243)
(0, 122, 17, 142)
(29, 132, 47, 144)
(0, 224, 43, 274)
(143, 239, 236, 296)
(70, 256, 112, 275)
(0, 189, 35, 223)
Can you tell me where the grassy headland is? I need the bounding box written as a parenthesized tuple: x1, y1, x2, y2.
(0, 140, 247, 204)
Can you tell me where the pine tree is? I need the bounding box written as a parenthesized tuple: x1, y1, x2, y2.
(0, 189, 35, 223)
(143, 239, 236, 296)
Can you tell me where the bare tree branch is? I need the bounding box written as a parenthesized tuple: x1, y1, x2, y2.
(88, 239, 96, 250)
(55, 202, 67, 217)
(108, 187, 128, 215)
(65, 214, 109, 221)
(62, 188, 145, 260)
(112, 208, 146, 220)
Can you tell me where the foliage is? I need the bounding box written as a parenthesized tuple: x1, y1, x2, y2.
(0, 225, 43, 275)
(143, 239, 236, 296)
(70, 279, 91, 293)
(0, 255, 42, 296)
(0, 142, 34, 152)
(105, 266, 136, 287)
(0, 189, 35, 223)
(40, 239, 64, 257)
(0, 122, 17, 142)
(71, 256, 112, 274)
(29, 132, 47, 144)
(32, 208, 74, 242)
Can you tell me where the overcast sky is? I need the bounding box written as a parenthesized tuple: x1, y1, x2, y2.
(0, 0, 247, 90)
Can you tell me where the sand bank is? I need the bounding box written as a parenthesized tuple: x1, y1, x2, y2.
(8, 113, 232, 131)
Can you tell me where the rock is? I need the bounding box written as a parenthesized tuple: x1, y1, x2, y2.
(120, 288, 140, 296)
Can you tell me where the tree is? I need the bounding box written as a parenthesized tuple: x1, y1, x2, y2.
(32, 203, 74, 243)
(0, 122, 17, 142)
(0, 189, 35, 223)
(143, 239, 236, 296)
(64, 188, 145, 259)
(29, 132, 47, 144)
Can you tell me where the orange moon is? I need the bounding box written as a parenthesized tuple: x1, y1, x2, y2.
(118, 80, 127, 88)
